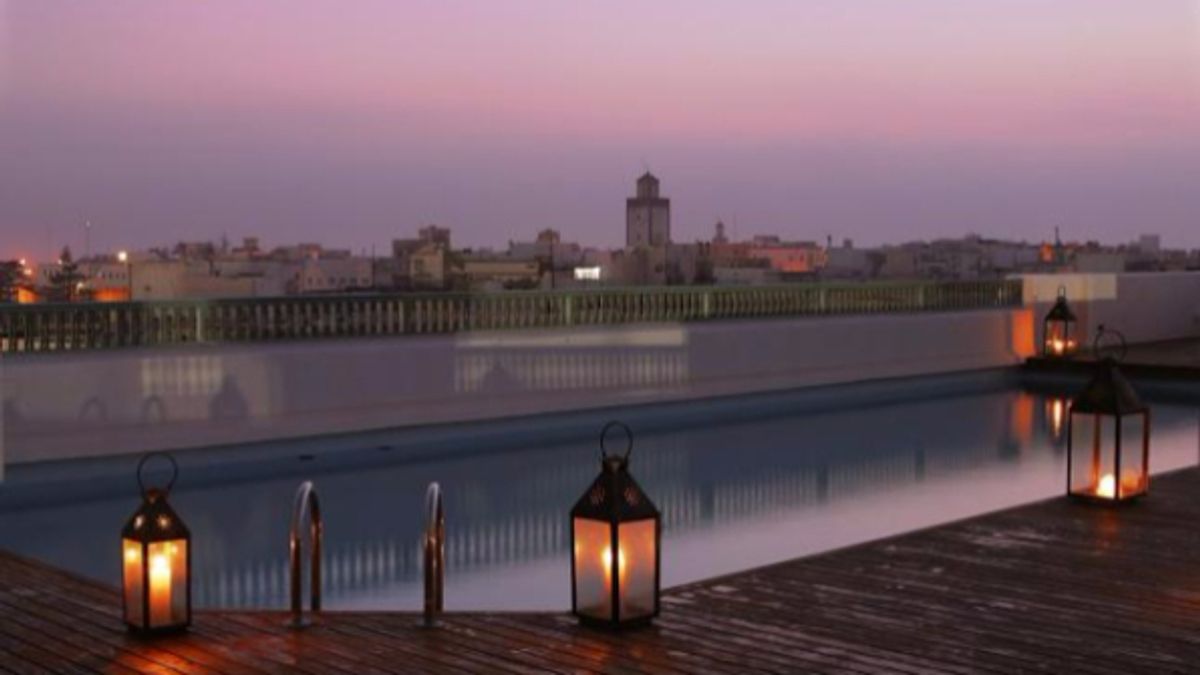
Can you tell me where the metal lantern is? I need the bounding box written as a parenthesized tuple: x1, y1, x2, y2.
(1042, 287, 1078, 357)
(1067, 330, 1150, 503)
(571, 421, 661, 629)
(122, 452, 192, 635)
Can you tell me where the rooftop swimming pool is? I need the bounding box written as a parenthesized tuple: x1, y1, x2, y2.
(1, 377, 1197, 611)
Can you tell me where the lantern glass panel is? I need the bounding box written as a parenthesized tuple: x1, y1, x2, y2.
(616, 518, 657, 620)
(1044, 320, 1074, 356)
(1069, 412, 1116, 499)
(1118, 413, 1149, 498)
(573, 517, 613, 621)
(122, 539, 144, 626)
(145, 539, 188, 628)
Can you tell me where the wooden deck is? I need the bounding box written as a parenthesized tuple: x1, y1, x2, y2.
(5, 469, 1200, 673)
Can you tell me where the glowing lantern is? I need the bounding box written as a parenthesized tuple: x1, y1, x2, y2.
(1042, 287, 1078, 358)
(1067, 331, 1149, 503)
(122, 453, 191, 634)
(571, 421, 660, 628)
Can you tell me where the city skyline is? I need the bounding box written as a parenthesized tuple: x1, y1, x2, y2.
(2, 1, 1199, 260)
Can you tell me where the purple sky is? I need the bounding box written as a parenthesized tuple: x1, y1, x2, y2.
(1, 0, 1198, 260)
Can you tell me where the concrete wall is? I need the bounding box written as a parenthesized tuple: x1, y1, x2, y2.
(4, 271, 1197, 467)
(1, 307, 1036, 465)
(1021, 272, 1200, 347)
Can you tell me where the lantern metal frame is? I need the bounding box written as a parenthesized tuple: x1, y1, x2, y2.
(570, 421, 662, 630)
(121, 452, 192, 635)
(1042, 286, 1078, 358)
(1065, 328, 1150, 504)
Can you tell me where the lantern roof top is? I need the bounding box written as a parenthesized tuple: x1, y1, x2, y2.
(122, 489, 191, 541)
(571, 456, 660, 522)
(1045, 295, 1076, 322)
(1071, 358, 1146, 415)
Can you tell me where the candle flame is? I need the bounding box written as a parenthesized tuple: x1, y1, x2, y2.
(601, 545, 627, 583)
(1096, 473, 1116, 499)
(150, 552, 171, 578)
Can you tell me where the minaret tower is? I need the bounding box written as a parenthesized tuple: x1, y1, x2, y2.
(625, 172, 671, 248)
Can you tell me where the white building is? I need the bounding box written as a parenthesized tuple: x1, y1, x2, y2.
(291, 257, 374, 294)
(822, 240, 874, 279)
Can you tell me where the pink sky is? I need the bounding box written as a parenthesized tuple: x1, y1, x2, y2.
(1, 0, 1198, 259)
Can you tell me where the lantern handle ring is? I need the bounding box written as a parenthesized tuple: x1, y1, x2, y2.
(600, 420, 634, 461)
(1092, 324, 1128, 363)
(1056, 285, 1067, 300)
(136, 451, 178, 496)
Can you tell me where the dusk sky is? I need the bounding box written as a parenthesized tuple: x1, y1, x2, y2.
(1, 0, 1198, 260)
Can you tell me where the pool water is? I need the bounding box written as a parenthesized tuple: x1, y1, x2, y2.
(1, 386, 1197, 611)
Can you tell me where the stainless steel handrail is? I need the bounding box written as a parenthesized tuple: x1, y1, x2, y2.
(289, 481, 322, 628)
(423, 482, 445, 628)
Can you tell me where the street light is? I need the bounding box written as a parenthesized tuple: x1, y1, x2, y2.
(117, 250, 132, 300)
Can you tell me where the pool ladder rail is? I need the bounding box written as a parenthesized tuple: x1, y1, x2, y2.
(288, 481, 323, 628)
(286, 480, 445, 629)
(423, 481, 445, 628)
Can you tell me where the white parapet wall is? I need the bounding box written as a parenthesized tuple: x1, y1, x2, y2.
(4, 270, 1197, 467)
(1019, 272, 1200, 346)
(2, 307, 1037, 465)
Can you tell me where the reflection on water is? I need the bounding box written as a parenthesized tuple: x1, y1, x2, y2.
(455, 350, 689, 394)
(0, 388, 1196, 611)
(1045, 395, 1069, 446)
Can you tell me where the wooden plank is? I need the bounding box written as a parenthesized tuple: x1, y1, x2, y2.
(0, 626, 91, 675)
(309, 615, 479, 675)
(4, 468, 1200, 672)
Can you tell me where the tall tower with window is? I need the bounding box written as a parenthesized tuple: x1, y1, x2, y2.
(625, 172, 671, 248)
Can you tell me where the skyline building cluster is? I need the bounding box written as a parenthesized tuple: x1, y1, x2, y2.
(2, 173, 1196, 305)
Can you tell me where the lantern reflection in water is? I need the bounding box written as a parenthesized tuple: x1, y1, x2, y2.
(1045, 396, 1068, 445)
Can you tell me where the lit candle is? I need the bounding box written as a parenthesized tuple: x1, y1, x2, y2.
(1096, 473, 1116, 499)
(149, 549, 172, 624)
(601, 544, 627, 591)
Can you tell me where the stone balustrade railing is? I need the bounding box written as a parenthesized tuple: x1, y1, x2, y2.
(0, 279, 1023, 354)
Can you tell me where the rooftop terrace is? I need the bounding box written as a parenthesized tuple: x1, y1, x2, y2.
(2, 274, 1198, 672)
(4, 465, 1199, 673)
